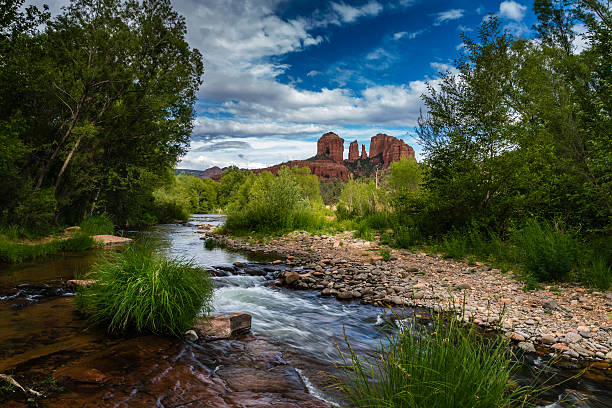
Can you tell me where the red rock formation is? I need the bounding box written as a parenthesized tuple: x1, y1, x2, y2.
(253, 160, 350, 180)
(200, 166, 223, 179)
(361, 145, 367, 159)
(369, 134, 415, 166)
(317, 132, 344, 163)
(348, 140, 359, 160)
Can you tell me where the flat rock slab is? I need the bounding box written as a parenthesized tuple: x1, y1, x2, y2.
(92, 235, 132, 245)
(195, 313, 252, 339)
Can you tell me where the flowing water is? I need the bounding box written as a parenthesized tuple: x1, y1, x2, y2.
(1, 214, 611, 407)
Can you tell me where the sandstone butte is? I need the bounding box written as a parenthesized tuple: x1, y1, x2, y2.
(251, 131, 415, 181)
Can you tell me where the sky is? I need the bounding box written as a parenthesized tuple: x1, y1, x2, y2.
(28, 0, 540, 170)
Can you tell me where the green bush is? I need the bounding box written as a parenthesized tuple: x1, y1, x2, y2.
(80, 215, 114, 235)
(580, 257, 612, 291)
(512, 219, 579, 282)
(11, 188, 57, 236)
(393, 226, 421, 249)
(76, 245, 213, 336)
(380, 248, 391, 261)
(335, 314, 539, 408)
(224, 166, 326, 234)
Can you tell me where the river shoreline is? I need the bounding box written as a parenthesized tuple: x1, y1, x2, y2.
(204, 226, 612, 365)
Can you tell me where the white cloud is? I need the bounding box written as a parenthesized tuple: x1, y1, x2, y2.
(498, 1, 526, 22)
(572, 23, 589, 53)
(330, 1, 383, 23)
(456, 42, 466, 50)
(394, 29, 426, 40)
(434, 9, 465, 26)
(457, 24, 473, 32)
(476, 6, 485, 14)
(430, 62, 456, 73)
(306, 70, 321, 77)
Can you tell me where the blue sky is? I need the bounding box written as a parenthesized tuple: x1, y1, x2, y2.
(29, 0, 540, 169)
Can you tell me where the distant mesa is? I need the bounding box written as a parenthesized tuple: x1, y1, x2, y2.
(175, 166, 224, 180)
(183, 132, 415, 182)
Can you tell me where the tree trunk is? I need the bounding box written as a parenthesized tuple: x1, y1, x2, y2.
(53, 133, 84, 194)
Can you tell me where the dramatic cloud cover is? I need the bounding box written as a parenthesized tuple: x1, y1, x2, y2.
(27, 0, 540, 170)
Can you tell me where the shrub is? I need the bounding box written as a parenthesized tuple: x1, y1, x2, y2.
(393, 226, 421, 249)
(580, 257, 611, 291)
(380, 248, 391, 262)
(512, 219, 579, 282)
(224, 167, 327, 234)
(80, 215, 114, 235)
(334, 314, 539, 408)
(76, 245, 213, 336)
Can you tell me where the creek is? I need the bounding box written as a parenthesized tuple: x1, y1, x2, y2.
(0, 214, 610, 407)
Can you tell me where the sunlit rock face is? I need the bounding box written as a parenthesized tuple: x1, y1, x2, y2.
(348, 140, 359, 161)
(369, 133, 415, 166)
(251, 132, 414, 181)
(316, 132, 344, 163)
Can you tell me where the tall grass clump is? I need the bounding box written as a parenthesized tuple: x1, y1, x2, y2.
(76, 245, 213, 336)
(580, 256, 612, 291)
(512, 219, 578, 282)
(334, 315, 539, 408)
(79, 215, 114, 235)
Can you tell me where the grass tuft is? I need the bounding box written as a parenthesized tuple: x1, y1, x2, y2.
(334, 313, 541, 408)
(75, 244, 213, 336)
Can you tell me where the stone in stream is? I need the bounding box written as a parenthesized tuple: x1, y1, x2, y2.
(195, 313, 252, 339)
(284, 271, 300, 285)
(92, 235, 132, 246)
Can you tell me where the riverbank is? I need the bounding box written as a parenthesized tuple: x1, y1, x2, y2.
(204, 226, 612, 364)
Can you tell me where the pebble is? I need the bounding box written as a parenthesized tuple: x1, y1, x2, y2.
(564, 332, 583, 343)
(518, 342, 536, 353)
(184, 330, 198, 342)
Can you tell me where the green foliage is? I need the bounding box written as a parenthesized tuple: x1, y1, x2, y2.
(319, 179, 346, 205)
(1, 0, 203, 229)
(224, 166, 326, 234)
(392, 226, 422, 249)
(512, 219, 578, 282)
(335, 314, 539, 408)
(580, 257, 612, 291)
(0, 234, 96, 263)
(380, 248, 391, 262)
(76, 244, 213, 336)
(337, 179, 386, 219)
(79, 215, 114, 236)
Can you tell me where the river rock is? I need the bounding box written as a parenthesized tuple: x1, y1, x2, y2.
(337, 291, 353, 299)
(184, 330, 198, 341)
(606, 351, 612, 362)
(518, 342, 536, 353)
(565, 332, 583, 344)
(195, 313, 252, 339)
(541, 334, 556, 344)
(284, 271, 300, 285)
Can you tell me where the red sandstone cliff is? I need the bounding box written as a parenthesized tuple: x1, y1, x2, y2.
(348, 140, 359, 160)
(369, 133, 415, 166)
(251, 132, 414, 181)
(317, 132, 344, 163)
(253, 159, 350, 180)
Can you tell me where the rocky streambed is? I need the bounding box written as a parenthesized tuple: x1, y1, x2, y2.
(203, 227, 612, 365)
